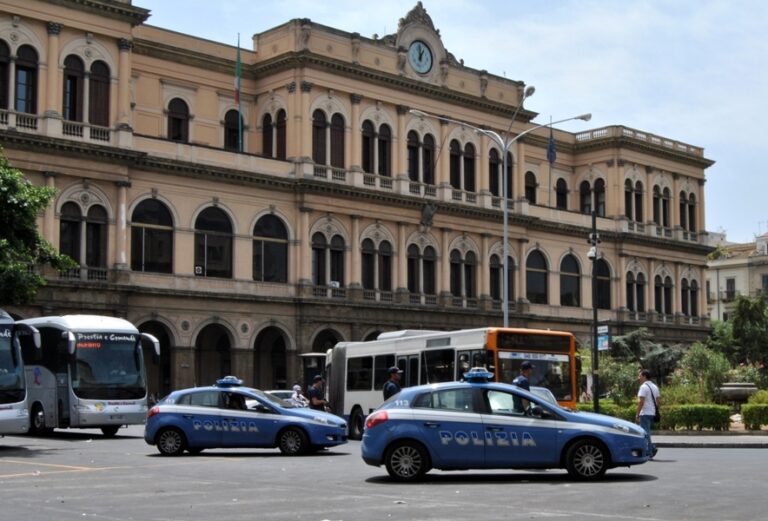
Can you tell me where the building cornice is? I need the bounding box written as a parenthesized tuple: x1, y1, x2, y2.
(43, 0, 150, 26)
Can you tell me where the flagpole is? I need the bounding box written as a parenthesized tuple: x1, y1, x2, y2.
(548, 116, 553, 207)
(236, 33, 242, 152)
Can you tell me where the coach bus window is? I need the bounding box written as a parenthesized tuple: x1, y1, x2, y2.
(373, 354, 395, 390)
(346, 356, 373, 390)
(420, 349, 455, 384)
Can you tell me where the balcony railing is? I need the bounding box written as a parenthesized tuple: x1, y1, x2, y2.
(575, 125, 704, 157)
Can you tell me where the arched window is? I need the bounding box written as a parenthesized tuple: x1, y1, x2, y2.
(681, 278, 699, 317)
(580, 181, 592, 214)
(489, 254, 514, 302)
(422, 134, 435, 185)
(594, 179, 606, 217)
(690, 280, 699, 316)
(634, 181, 643, 222)
(407, 131, 419, 181)
(312, 110, 327, 165)
(624, 180, 633, 220)
(262, 113, 273, 157)
(680, 191, 696, 232)
(312, 233, 345, 287)
(688, 194, 696, 232)
(560, 254, 580, 307)
(449, 140, 461, 189)
(63, 55, 84, 121)
(654, 275, 673, 314)
(662, 188, 671, 227)
(330, 114, 345, 168)
(626, 271, 646, 312)
(652, 185, 661, 225)
(525, 172, 537, 203)
(167, 98, 189, 142)
(89, 61, 110, 126)
(275, 109, 287, 160)
(679, 191, 688, 230)
(15, 45, 38, 113)
(378, 124, 391, 176)
(59, 202, 82, 264)
(361, 120, 375, 173)
(449, 249, 477, 298)
(526, 250, 548, 304)
(361, 239, 392, 292)
(361, 121, 391, 176)
(407, 244, 436, 295)
(488, 149, 500, 196)
(131, 199, 173, 273)
(224, 109, 242, 151)
(0, 40, 9, 109)
(194, 207, 233, 278)
(556, 178, 568, 210)
(681, 278, 690, 316)
(463, 143, 476, 192)
(82, 205, 107, 268)
(595, 258, 611, 309)
(253, 214, 288, 283)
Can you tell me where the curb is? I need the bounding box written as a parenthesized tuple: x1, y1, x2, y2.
(656, 441, 768, 448)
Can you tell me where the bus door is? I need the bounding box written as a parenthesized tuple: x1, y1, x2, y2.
(396, 355, 418, 388)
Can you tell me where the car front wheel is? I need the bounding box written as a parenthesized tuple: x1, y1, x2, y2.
(384, 441, 430, 481)
(156, 428, 187, 456)
(565, 439, 609, 480)
(278, 427, 308, 455)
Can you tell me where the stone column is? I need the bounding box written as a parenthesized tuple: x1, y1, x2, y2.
(697, 178, 705, 234)
(480, 233, 490, 298)
(298, 207, 312, 285)
(396, 104, 408, 177)
(45, 22, 62, 117)
(397, 221, 407, 291)
(115, 180, 131, 269)
(286, 82, 299, 158)
(349, 93, 362, 171)
(116, 38, 133, 130)
(517, 239, 528, 302)
(43, 172, 57, 242)
(515, 140, 526, 202)
(436, 118, 449, 186)
(440, 227, 451, 296)
(349, 215, 361, 288)
(300, 81, 313, 161)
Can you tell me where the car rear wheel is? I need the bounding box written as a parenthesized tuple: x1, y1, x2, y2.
(349, 407, 365, 440)
(278, 427, 308, 455)
(101, 426, 120, 437)
(384, 441, 430, 481)
(156, 428, 187, 456)
(565, 439, 609, 480)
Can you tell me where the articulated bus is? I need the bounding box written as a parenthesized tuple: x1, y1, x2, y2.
(327, 327, 577, 439)
(0, 310, 40, 435)
(18, 315, 160, 437)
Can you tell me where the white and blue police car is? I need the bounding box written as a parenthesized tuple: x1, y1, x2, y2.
(144, 376, 347, 456)
(361, 369, 650, 481)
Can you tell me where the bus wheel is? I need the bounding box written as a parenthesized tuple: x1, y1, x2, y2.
(385, 441, 430, 481)
(156, 428, 187, 456)
(349, 407, 365, 440)
(29, 404, 52, 436)
(101, 426, 120, 437)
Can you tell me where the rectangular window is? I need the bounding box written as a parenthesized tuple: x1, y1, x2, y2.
(346, 356, 372, 391)
(373, 354, 395, 390)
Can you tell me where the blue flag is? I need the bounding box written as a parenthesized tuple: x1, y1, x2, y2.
(547, 126, 556, 165)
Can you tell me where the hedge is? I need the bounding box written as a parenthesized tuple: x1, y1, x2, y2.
(576, 403, 731, 431)
(741, 404, 768, 430)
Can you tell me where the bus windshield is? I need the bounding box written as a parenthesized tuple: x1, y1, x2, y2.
(0, 325, 24, 403)
(497, 351, 573, 402)
(71, 332, 147, 400)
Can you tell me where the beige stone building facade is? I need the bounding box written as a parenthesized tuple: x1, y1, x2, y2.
(1, 0, 714, 397)
(706, 234, 768, 321)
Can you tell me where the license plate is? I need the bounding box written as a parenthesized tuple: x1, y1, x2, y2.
(110, 415, 125, 420)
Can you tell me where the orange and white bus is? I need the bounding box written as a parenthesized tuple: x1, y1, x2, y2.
(326, 327, 577, 439)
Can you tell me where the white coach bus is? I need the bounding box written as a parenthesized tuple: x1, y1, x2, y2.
(0, 309, 40, 435)
(18, 315, 160, 437)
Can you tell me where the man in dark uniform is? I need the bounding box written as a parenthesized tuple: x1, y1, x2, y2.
(512, 361, 534, 413)
(382, 366, 403, 400)
(308, 374, 329, 411)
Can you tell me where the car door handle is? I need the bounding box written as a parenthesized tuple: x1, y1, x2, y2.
(486, 426, 504, 432)
(183, 415, 194, 419)
(423, 421, 440, 428)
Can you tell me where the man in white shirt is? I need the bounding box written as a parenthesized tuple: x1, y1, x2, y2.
(636, 369, 660, 459)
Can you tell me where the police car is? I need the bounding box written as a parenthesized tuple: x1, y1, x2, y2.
(144, 377, 347, 456)
(361, 369, 650, 481)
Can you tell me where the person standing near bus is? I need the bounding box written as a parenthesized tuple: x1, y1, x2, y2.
(308, 375, 329, 411)
(512, 361, 534, 412)
(382, 366, 403, 400)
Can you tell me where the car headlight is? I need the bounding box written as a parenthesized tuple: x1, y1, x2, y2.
(312, 416, 330, 424)
(612, 423, 644, 435)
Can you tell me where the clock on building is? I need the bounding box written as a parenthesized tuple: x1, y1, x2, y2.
(408, 40, 433, 74)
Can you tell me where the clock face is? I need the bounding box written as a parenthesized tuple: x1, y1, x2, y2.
(408, 40, 433, 74)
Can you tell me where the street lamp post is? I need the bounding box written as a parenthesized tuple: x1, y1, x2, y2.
(588, 210, 601, 413)
(410, 106, 592, 327)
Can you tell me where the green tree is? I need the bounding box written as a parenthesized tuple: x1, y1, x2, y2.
(609, 327, 684, 382)
(670, 341, 730, 401)
(704, 319, 737, 364)
(0, 148, 75, 305)
(730, 295, 768, 363)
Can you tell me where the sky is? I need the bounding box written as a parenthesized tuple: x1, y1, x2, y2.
(139, 0, 768, 244)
